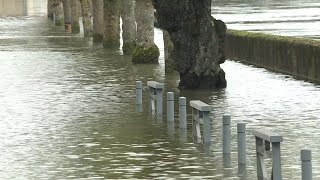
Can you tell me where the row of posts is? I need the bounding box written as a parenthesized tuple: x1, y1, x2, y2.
(135, 81, 313, 180)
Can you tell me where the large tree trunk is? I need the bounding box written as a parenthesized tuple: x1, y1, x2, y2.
(152, 0, 227, 89)
(120, 0, 136, 54)
(70, 0, 80, 33)
(163, 30, 174, 73)
(62, 0, 71, 30)
(48, 0, 64, 26)
(92, 0, 104, 43)
(47, 0, 54, 19)
(88, 0, 93, 14)
(103, 0, 120, 49)
(132, 0, 159, 64)
(79, 0, 93, 37)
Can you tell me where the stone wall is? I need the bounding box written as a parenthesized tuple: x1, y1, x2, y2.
(225, 30, 320, 83)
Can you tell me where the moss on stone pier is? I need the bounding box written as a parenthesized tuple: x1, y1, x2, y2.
(132, 44, 160, 64)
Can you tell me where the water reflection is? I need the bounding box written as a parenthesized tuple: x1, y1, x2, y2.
(0, 0, 46, 16)
(212, 0, 320, 39)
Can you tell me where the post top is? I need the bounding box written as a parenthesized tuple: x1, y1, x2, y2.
(253, 128, 283, 143)
(301, 149, 312, 161)
(223, 115, 231, 125)
(147, 81, 164, 89)
(190, 100, 212, 112)
(167, 92, 174, 100)
(179, 97, 186, 105)
(136, 81, 142, 88)
(237, 122, 246, 133)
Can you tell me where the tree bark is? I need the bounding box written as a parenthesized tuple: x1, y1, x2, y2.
(92, 0, 104, 43)
(47, 0, 54, 19)
(152, 0, 227, 89)
(79, 0, 93, 37)
(103, 0, 120, 49)
(62, 0, 71, 30)
(132, 0, 159, 64)
(70, 0, 80, 33)
(163, 30, 174, 73)
(48, 0, 64, 26)
(120, 0, 136, 54)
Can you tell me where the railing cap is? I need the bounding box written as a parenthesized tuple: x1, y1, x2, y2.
(253, 128, 283, 142)
(190, 100, 212, 112)
(147, 81, 164, 89)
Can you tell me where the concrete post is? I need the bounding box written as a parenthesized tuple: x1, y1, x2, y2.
(179, 97, 187, 130)
(271, 142, 282, 180)
(301, 149, 312, 180)
(203, 111, 211, 144)
(237, 122, 246, 165)
(223, 115, 231, 154)
(149, 87, 155, 115)
(136, 81, 142, 105)
(156, 88, 163, 116)
(167, 92, 174, 122)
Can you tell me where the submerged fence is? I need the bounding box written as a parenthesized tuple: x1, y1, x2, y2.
(135, 80, 313, 180)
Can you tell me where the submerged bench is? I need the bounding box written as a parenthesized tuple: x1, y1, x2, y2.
(253, 129, 283, 180)
(147, 81, 164, 116)
(190, 100, 212, 144)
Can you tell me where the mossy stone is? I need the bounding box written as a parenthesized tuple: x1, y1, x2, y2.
(72, 23, 80, 34)
(132, 44, 160, 64)
(122, 41, 136, 54)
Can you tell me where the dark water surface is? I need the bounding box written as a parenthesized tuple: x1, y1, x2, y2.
(0, 0, 320, 179)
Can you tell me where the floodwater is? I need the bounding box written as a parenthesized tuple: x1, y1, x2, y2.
(212, 0, 320, 40)
(0, 0, 319, 179)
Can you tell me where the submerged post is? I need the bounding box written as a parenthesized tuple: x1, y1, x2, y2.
(301, 149, 312, 180)
(167, 92, 174, 122)
(223, 115, 231, 155)
(179, 97, 187, 130)
(190, 100, 212, 144)
(237, 122, 246, 165)
(136, 81, 142, 105)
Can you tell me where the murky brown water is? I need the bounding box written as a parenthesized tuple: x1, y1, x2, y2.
(0, 0, 319, 179)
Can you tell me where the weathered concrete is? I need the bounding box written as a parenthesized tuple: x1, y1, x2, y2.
(103, 0, 120, 49)
(152, 0, 227, 89)
(225, 30, 320, 84)
(92, 0, 103, 43)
